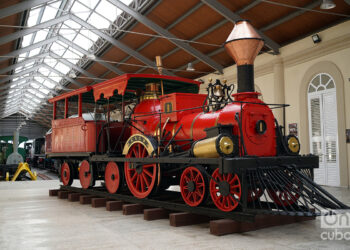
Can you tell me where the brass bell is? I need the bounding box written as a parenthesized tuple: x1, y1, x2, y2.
(213, 85, 224, 97)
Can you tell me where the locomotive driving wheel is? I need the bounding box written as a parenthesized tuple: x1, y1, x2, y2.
(60, 162, 73, 186)
(105, 161, 121, 194)
(124, 142, 157, 199)
(210, 169, 241, 212)
(79, 160, 94, 189)
(180, 166, 208, 207)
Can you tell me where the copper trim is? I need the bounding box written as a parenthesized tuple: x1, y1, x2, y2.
(224, 20, 264, 65)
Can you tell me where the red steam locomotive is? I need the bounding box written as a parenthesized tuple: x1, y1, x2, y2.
(47, 20, 347, 216)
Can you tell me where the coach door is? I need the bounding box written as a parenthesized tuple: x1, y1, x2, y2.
(307, 73, 339, 186)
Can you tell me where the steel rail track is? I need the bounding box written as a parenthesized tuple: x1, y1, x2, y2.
(60, 185, 256, 222)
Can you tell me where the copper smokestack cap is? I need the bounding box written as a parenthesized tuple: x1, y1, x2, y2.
(224, 20, 264, 65)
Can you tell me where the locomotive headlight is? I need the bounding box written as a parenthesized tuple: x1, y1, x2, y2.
(286, 135, 300, 154)
(219, 136, 234, 155)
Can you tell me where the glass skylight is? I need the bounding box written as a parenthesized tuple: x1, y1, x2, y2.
(2, 0, 145, 118)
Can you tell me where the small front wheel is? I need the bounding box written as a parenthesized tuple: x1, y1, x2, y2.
(209, 168, 241, 212)
(180, 165, 209, 207)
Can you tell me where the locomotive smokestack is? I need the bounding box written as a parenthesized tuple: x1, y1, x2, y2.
(224, 20, 264, 93)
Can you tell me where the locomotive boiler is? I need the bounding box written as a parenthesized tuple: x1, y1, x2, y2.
(47, 20, 348, 216)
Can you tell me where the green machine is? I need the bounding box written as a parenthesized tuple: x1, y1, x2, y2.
(0, 135, 28, 164)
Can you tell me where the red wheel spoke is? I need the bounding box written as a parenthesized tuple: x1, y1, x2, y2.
(229, 195, 237, 205)
(194, 174, 200, 183)
(140, 175, 145, 192)
(217, 175, 223, 182)
(124, 142, 156, 199)
(131, 172, 137, 182)
(197, 183, 204, 188)
(195, 190, 202, 197)
(180, 166, 207, 207)
(136, 175, 140, 188)
(189, 170, 194, 180)
(137, 143, 141, 157)
(142, 173, 150, 187)
(143, 164, 155, 169)
(210, 169, 241, 212)
(143, 168, 153, 178)
(141, 146, 147, 157)
(132, 147, 138, 157)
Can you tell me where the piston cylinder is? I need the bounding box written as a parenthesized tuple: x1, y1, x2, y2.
(192, 135, 235, 158)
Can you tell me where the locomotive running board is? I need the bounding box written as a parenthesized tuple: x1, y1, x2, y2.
(60, 185, 255, 222)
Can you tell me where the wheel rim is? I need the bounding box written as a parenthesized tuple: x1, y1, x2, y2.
(105, 161, 120, 194)
(247, 187, 264, 202)
(180, 166, 207, 207)
(268, 187, 300, 206)
(79, 160, 92, 189)
(210, 169, 241, 212)
(124, 143, 157, 198)
(61, 162, 72, 186)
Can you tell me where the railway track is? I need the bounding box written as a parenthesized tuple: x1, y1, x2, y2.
(49, 185, 316, 235)
(59, 185, 255, 222)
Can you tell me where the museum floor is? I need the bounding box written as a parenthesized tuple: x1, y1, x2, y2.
(0, 180, 349, 250)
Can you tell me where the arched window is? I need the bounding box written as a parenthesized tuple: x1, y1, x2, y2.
(307, 73, 339, 186)
(308, 73, 335, 93)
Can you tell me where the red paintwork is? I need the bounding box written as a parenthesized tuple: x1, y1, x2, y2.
(124, 142, 157, 198)
(180, 166, 207, 207)
(61, 162, 71, 186)
(51, 117, 105, 153)
(210, 169, 241, 212)
(79, 160, 92, 189)
(45, 132, 52, 153)
(105, 161, 121, 194)
(48, 71, 275, 157)
(131, 98, 161, 135)
(48, 74, 201, 104)
(133, 91, 276, 157)
(160, 93, 207, 122)
(48, 86, 92, 103)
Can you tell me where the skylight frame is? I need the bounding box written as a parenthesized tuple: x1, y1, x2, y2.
(2, 0, 154, 117)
